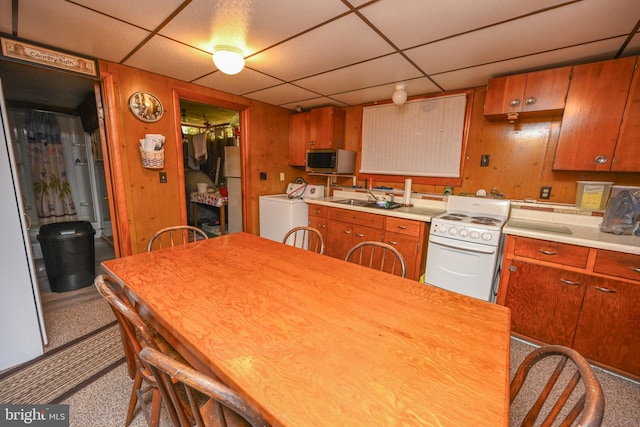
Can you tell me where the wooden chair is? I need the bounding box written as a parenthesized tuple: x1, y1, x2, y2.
(510, 345, 605, 427)
(345, 241, 407, 278)
(147, 225, 208, 251)
(94, 274, 182, 427)
(140, 347, 269, 427)
(282, 226, 325, 254)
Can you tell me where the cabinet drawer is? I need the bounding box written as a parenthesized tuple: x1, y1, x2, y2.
(385, 217, 422, 237)
(328, 208, 384, 229)
(593, 250, 640, 282)
(309, 205, 329, 218)
(513, 236, 589, 268)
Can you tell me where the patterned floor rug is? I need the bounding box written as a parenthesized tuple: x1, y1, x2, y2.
(0, 321, 125, 404)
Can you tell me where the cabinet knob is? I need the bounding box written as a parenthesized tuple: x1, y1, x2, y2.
(524, 97, 536, 105)
(509, 98, 521, 107)
(397, 225, 407, 229)
(310, 140, 316, 146)
(559, 279, 580, 286)
(388, 241, 398, 245)
(594, 155, 608, 164)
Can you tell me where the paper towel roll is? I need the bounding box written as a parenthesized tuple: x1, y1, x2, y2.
(403, 178, 412, 205)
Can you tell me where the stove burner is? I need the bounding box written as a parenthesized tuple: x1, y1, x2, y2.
(440, 215, 464, 221)
(448, 213, 468, 218)
(470, 216, 501, 225)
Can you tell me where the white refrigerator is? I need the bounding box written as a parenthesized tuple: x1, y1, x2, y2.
(224, 146, 242, 233)
(0, 79, 47, 370)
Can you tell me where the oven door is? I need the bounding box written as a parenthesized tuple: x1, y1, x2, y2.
(425, 234, 500, 302)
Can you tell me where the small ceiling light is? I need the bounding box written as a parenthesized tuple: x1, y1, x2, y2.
(212, 45, 245, 75)
(392, 84, 407, 105)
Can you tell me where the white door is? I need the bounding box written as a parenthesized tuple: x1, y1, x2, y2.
(0, 79, 46, 370)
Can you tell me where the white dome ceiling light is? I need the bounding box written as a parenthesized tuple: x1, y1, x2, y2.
(392, 84, 407, 105)
(212, 45, 245, 75)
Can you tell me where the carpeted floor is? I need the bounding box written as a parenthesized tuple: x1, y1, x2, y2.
(3, 296, 639, 426)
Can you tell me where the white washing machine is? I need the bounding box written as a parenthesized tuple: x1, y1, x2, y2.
(259, 183, 324, 243)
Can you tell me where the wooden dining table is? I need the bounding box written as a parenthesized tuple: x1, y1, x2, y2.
(102, 232, 511, 426)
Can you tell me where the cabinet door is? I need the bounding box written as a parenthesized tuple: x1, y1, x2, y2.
(484, 73, 527, 117)
(309, 107, 345, 149)
(484, 67, 570, 119)
(504, 260, 587, 346)
(553, 56, 636, 171)
(521, 66, 571, 113)
(613, 61, 640, 172)
(573, 277, 640, 376)
(326, 220, 354, 259)
(384, 231, 420, 280)
(288, 112, 310, 166)
(308, 216, 328, 245)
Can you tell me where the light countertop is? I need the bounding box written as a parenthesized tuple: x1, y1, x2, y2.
(308, 189, 640, 255)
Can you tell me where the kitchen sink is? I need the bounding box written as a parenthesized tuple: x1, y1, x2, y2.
(332, 199, 370, 206)
(331, 199, 403, 209)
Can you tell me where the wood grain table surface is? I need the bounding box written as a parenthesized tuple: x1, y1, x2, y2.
(102, 232, 511, 427)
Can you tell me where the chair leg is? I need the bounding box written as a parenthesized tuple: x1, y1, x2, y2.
(149, 388, 162, 427)
(126, 372, 143, 426)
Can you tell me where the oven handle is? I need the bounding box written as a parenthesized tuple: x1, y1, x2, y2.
(429, 234, 497, 255)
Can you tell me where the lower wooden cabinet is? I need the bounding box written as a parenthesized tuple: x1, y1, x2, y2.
(504, 260, 587, 347)
(309, 205, 427, 281)
(498, 234, 640, 379)
(573, 277, 640, 376)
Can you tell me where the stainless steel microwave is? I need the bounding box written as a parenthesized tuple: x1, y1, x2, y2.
(306, 149, 356, 174)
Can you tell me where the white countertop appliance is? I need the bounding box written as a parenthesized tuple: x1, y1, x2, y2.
(425, 195, 510, 302)
(259, 183, 324, 243)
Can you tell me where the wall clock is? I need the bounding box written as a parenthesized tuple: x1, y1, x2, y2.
(128, 91, 164, 122)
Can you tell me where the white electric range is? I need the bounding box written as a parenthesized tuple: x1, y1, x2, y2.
(425, 196, 510, 302)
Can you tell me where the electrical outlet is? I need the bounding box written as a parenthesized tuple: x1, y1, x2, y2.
(259, 171, 267, 181)
(480, 154, 490, 167)
(540, 186, 552, 199)
(159, 172, 167, 183)
(279, 172, 285, 181)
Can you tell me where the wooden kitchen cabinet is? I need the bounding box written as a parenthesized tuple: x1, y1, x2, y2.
(484, 66, 571, 121)
(573, 276, 640, 376)
(553, 56, 637, 171)
(326, 207, 383, 260)
(383, 217, 427, 281)
(613, 60, 640, 171)
(288, 107, 346, 167)
(308, 204, 329, 243)
(288, 112, 310, 166)
(319, 205, 427, 281)
(498, 235, 640, 379)
(504, 259, 587, 347)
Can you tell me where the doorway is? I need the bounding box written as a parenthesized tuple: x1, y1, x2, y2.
(180, 99, 241, 235)
(0, 60, 115, 316)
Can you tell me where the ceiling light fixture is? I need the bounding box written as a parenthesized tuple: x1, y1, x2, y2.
(392, 84, 407, 105)
(212, 45, 245, 75)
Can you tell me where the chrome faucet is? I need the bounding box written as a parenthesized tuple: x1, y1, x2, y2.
(368, 190, 385, 202)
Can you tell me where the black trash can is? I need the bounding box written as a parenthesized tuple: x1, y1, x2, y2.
(37, 221, 96, 292)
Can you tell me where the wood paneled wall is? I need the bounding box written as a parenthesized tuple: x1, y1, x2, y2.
(323, 86, 638, 203)
(99, 61, 296, 255)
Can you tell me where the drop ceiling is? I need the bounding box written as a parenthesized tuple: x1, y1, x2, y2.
(1, 0, 639, 121)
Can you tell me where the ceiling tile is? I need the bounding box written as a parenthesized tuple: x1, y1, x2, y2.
(293, 54, 422, 95)
(281, 97, 347, 111)
(359, 0, 572, 49)
(125, 37, 216, 82)
(17, 0, 150, 62)
(245, 14, 394, 81)
(193, 68, 283, 96)
(406, 0, 640, 75)
(330, 77, 441, 107)
(160, 0, 350, 55)
(71, 0, 185, 30)
(244, 83, 321, 107)
(432, 38, 630, 91)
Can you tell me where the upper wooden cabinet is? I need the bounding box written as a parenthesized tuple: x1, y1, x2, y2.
(553, 56, 637, 171)
(288, 107, 346, 166)
(613, 59, 640, 171)
(484, 66, 572, 121)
